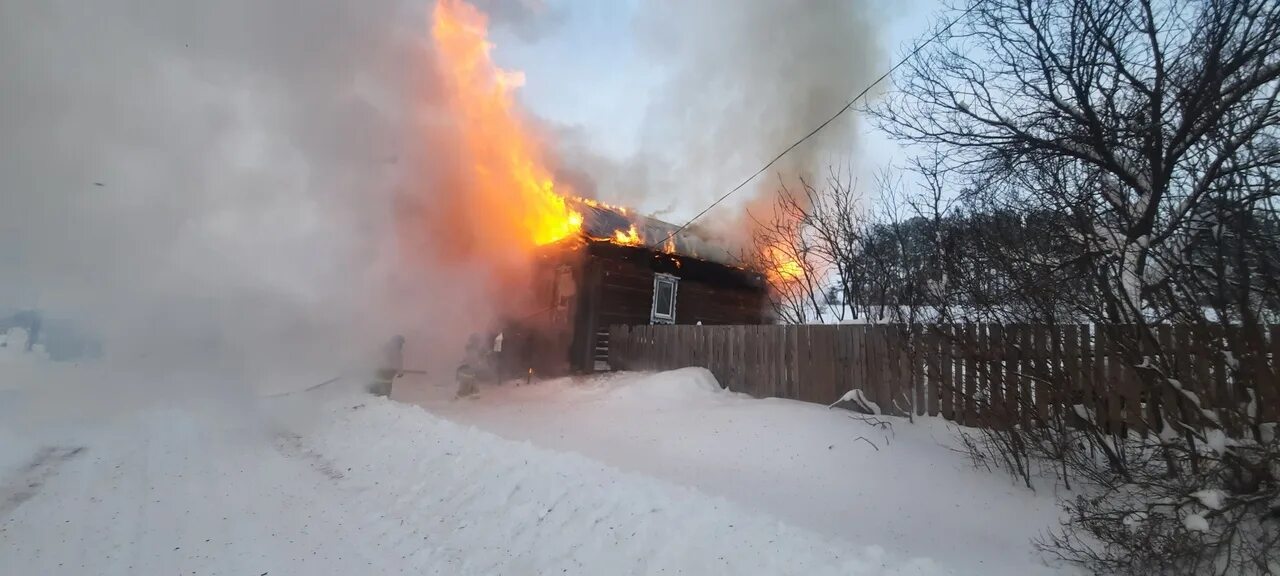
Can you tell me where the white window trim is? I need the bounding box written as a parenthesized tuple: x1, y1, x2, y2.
(650, 273, 678, 324)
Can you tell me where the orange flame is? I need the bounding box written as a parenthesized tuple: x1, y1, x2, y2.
(578, 197, 629, 215)
(427, 0, 684, 265)
(431, 0, 581, 247)
(765, 245, 805, 284)
(613, 224, 643, 245)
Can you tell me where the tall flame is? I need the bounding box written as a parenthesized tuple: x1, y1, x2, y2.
(765, 244, 805, 284)
(431, 0, 581, 247)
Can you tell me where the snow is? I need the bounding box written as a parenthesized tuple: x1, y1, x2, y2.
(1205, 428, 1230, 455)
(1, 345, 1075, 575)
(1121, 511, 1148, 532)
(1183, 512, 1210, 533)
(1192, 489, 1226, 511)
(1169, 378, 1223, 426)
(831, 388, 882, 414)
(399, 368, 1072, 576)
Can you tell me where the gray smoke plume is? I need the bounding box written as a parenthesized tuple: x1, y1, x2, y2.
(470, 0, 568, 41)
(574, 0, 884, 249)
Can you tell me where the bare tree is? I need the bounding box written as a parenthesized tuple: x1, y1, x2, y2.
(747, 170, 866, 324)
(874, 0, 1280, 573)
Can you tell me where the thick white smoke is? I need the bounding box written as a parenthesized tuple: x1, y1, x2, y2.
(0, 0, 886, 405)
(0, 0, 508, 396)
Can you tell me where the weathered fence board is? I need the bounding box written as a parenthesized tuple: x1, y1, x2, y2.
(607, 323, 1280, 430)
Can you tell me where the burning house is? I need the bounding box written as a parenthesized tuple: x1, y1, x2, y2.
(424, 0, 769, 378)
(504, 199, 769, 376)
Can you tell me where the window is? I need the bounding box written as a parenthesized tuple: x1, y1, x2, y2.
(650, 273, 678, 324)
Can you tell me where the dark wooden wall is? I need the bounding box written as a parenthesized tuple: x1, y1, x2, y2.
(520, 239, 767, 374)
(570, 244, 766, 371)
(592, 252, 766, 327)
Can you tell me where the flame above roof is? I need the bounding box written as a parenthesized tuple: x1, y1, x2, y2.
(569, 199, 736, 265)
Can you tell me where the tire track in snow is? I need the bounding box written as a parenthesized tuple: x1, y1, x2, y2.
(0, 446, 86, 519)
(274, 432, 345, 481)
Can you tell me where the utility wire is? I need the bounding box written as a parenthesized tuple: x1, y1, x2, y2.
(650, 1, 981, 250)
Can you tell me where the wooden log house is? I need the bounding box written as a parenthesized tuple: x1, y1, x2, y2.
(502, 201, 769, 375)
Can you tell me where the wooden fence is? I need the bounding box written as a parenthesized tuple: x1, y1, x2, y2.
(608, 323, 1280, 430)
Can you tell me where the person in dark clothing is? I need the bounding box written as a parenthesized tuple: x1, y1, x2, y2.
(369, 335, 404, 397)
(455, 333, 492, 398)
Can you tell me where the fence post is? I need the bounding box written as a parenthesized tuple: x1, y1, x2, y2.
(870, 325, 885, 411)
(910, 325, 925, 416)
(865, 325, 882, 411)
(884, 326, 899, 413)
(973, 323, 989, 425)
(1265, 326, 1279, 422)
(1154, 324, 1177, 437)
(898, 325, 914, 416)
(883, 325, 900, 415)
(1090, 325, 1108, 433)
(1100, 326, 1121, 434)
(960, 324, 975, 426)
(1000, 325, 1019, 429)
(659, 324, 665, 369)
(797, 325, 812, 402)
(765, 325, 776, 398)
(1029, 324, 1048, 426)
(985, 324, 1004, 427)
(1078, 325, 1094, 429)
(939, 325, 954, 421)
(1126, 325, 1148, 435)
(925, 327, 940, 417)
(1168, 325, 1197, 435)
(783, 325, 794, 399)
(651, 325, 661, 370)
(1061, 324, 1080, 428)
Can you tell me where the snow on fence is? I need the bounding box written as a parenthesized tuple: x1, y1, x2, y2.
(608, 323, 1280, 431)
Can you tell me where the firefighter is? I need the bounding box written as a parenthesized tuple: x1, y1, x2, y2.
(369, 334, 404, 397)
(455, 333, 490, 398)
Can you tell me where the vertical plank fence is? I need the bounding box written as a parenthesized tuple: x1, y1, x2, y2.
(608, 323, 1280, 429)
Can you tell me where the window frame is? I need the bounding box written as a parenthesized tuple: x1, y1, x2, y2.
(650, 273, 678, 324)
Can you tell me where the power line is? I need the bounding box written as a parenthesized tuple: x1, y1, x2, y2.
(651, 1, 981, 250)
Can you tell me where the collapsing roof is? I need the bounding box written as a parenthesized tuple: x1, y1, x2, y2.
(570, 199, 737, 265)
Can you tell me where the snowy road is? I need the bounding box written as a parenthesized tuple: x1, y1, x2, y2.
(1, 364, 954, 575)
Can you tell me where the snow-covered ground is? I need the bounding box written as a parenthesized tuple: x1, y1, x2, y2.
(399, 369, 1073, 576)
(1, 341, 1073, 575)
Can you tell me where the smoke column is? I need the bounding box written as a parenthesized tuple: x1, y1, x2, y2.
(578, 0, 884, 250)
